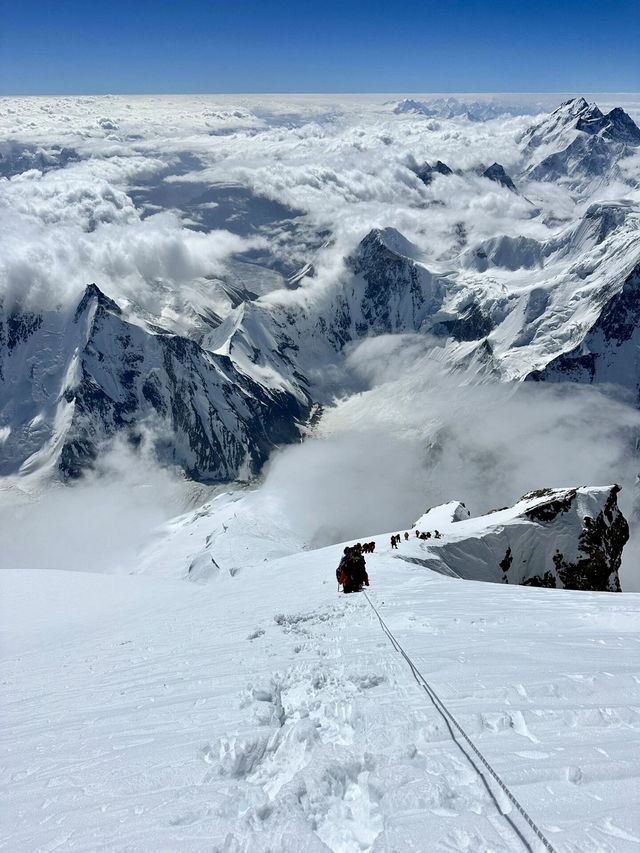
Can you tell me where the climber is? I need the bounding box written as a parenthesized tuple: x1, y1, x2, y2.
(404, 531, 409, 541)
(336, 547, 351, 590)
(390, 535, 398, 549)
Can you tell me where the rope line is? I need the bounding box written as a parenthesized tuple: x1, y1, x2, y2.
(363, 590, 559, 853)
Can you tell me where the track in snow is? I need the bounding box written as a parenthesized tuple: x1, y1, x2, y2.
(2, 536, 640, 852)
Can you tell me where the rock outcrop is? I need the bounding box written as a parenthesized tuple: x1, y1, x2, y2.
(414, 160, 453, 186)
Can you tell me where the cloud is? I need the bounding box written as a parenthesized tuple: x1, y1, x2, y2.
(314, 336, 640, 587)
(0, 155, 265, 315)
(0, 436, 195, 575)
(4, 92, 634, 323)
(261, 430, 426, 548)
(257, 342, 640, 589)
(2, 92, 640, 592)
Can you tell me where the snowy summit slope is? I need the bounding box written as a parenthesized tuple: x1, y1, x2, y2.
(2, 521, 640, 853)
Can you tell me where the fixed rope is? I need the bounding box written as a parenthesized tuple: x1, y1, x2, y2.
(363, 590, 559, 853)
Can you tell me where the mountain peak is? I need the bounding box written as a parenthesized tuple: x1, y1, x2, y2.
(600, 107, 640, 145)
(522, 98, 640, 184)
(74, 283, 122, 322)
(482, 162, 517, 192)
(534, 97, 639, 145)
(357, 227, 422, 263)
(556, 96, 592, 116)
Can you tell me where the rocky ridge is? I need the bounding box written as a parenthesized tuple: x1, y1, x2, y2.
(405, 485, 628, 591)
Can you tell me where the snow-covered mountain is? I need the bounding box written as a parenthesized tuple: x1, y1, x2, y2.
(520, 97, 640, 185)
(0, 284, 310, 481)
(3, 191, 640, 480)
(2, 94, 640, 509)
(3, 93, 640, 853)
(393, 96, 539, 121)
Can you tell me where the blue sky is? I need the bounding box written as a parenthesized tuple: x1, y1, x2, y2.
(1, 0, 638, 94)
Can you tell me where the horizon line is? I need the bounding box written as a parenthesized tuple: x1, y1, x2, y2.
(2, 90, 640, 98)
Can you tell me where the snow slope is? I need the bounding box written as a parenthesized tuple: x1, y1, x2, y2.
(3, 516, 640, 852)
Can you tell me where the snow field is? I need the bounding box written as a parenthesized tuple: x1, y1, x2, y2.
(2, 531, 640, 852)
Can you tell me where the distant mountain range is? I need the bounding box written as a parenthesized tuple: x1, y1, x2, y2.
(1, 98, 639, 483)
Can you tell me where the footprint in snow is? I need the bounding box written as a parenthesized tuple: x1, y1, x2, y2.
(247, 628, 265, 640)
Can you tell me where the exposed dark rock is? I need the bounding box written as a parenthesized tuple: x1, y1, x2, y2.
(7, 312, 43, 351)
(482, 163, 517, 192)
(553, 486, 627, 592)
(414, 160, 453, 186)
(417, 486, 628, 592)
(499, 547, 512, 574)
(523, 571, 557, 588)
(524, 489, 577, 523)
(577, 106, 640, 145)
(433, 302, 493, 342)
(74, 283, 122, 322)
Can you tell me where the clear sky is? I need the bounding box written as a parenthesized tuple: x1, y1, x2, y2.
(1, 0, 639, 95)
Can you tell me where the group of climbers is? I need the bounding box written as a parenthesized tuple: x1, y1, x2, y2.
(415, 528, 442, 540)
(336, 544, 370, 594)
(336, 527, 444, 593)
(393, 529, 443, 548)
